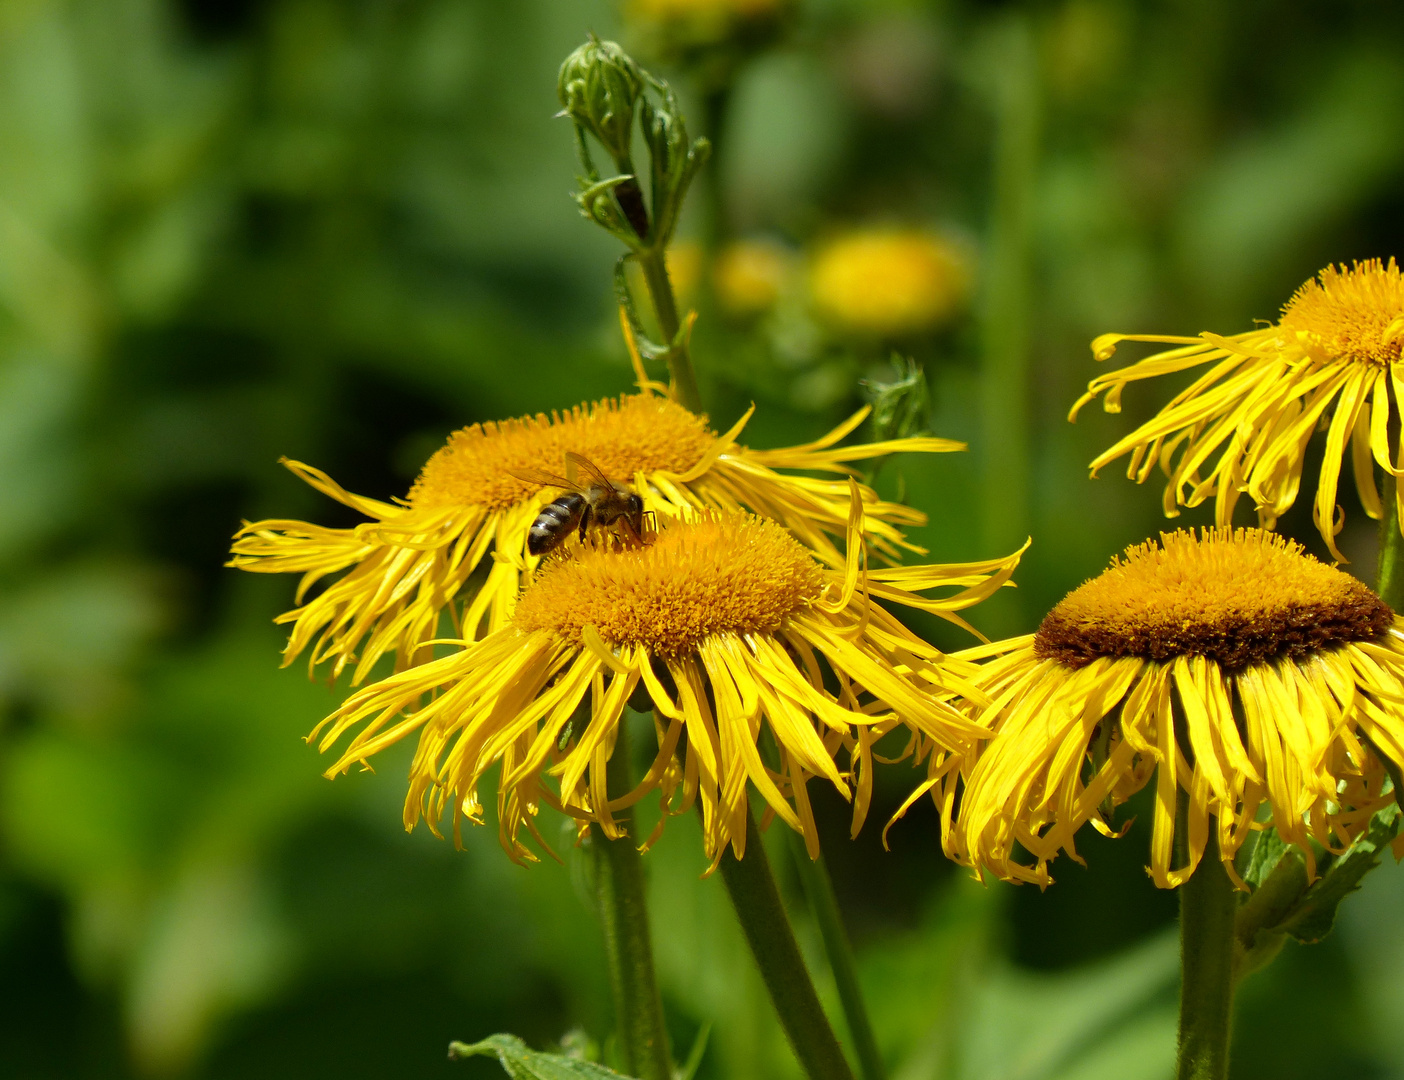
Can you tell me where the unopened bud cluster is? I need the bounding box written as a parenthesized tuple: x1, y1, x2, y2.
(557, 35, 710, 254)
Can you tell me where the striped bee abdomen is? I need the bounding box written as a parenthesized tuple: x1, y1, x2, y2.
(527, 492, 586, 556)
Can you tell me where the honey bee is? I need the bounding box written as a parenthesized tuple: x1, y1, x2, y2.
(509, 452, 647, 557)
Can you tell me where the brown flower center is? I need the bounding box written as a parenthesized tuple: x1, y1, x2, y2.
(1035, 528, 1392, 670)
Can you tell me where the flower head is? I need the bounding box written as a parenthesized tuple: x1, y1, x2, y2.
(626, 0, 789, 52)
(935, 528, 1404, 889)
(310, 507, 1025, 865)
(229, 391, 961, 685)
(714, 238, 794, 317)
(1075, 258, 1404, 560)
(809, 229, 969, 337)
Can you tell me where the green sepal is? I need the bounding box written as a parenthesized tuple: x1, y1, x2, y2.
(573, 174, 646, 246)
(637, 78, 711, 251)
(449, 1034, 636, 1080)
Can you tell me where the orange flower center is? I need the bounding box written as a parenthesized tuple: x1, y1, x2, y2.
(1279, 258, 1404, 366)
(409, 394, 716, 511)
(513, 515, 825, 657)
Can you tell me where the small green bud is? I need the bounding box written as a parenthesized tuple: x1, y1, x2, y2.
(863, 356, 930, 441)
(557, 36, 645, 168)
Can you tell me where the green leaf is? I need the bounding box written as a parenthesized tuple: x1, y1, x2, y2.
(1282, 802, 1401, 944)
(1240, 824, 1292, 890)
(449, 1035, 637, 1080)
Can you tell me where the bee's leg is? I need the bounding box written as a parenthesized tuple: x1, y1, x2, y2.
(577, 504, 593, 544)
(619, 514, 643, 547)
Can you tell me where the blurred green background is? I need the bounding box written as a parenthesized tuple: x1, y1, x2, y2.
(3, 1, 1404, 1077)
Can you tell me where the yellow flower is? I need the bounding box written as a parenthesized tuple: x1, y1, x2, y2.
(228, 390, 961, 686)
(809, 229, 969, 337)
(666, 241, 703, 310)
(1074, 258, 1404, 561)
(309, 506, 1026, 864)
(627, 0, 788, 42)
(933, 527, 1404, 889)
(713, 238, 793, 316)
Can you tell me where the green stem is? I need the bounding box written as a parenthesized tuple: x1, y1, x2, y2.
(1378, 473, 1404, 611)
(637, 246, 703, 414)
(592, 721, 672, 1080)
(718, 807, 857, 1080)
(977, 14, 1039, 566)
(1176, 816, 1238, 1080)
(786, 835, 886, 1080)
(699, 83, 732, 249)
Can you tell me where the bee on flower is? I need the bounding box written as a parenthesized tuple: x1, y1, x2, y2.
(308, 499, 1026, 865)
(228, 389, 963, 686)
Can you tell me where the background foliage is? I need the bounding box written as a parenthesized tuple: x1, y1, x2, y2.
(2, 1, 1403, 1077)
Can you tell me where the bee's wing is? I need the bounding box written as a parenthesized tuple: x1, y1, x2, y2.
(564, 452, 624, 492)
(506, 466, 583, 493)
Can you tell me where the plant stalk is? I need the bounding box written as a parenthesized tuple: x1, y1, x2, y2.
(786, 834, 886, 1080)
(592, 720, 672, 1080)
(636, 247, 702, 413)
(977, 15, 1039, 567)
(1176, 810, 1239, 1080)
(1378, 473, 1404, 611)
(718, 807, 857, 1080)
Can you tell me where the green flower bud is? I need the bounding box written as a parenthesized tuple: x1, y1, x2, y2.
(557, 36, 645, 168)
(863, 356, 930, 442)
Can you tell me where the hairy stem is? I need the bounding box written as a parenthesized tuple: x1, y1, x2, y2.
(592, 721, 672, 1080)
(786, 834, 886, 1080)
(1176, 813, 1238, 1080)
(718, 808, 857, 1080)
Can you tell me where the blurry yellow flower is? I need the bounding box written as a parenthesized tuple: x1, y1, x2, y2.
(714, 238, 793, 316)
(809, 229, 969, 336)
(310, 506, 1025, 864)
(934, 528, 1404, 889)
(1075, 258, 1404, 561)
(627, 0, 788, 46)
(666, 241, 703, 309)
(229, 391, 961, 686)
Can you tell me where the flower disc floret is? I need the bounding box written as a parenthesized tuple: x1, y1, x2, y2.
(1035, 528, 1391, 670)
(1279, 259, 1404, 366)
(411, 395, 714, 511)
(514, 516, 825, 657)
